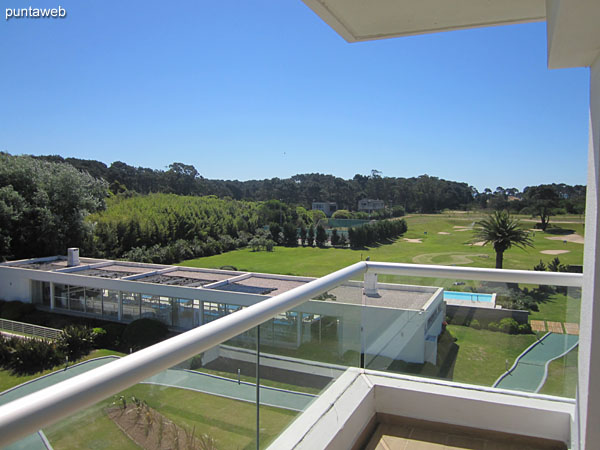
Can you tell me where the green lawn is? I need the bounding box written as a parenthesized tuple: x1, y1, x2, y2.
(538, 347, 578, 398)
(0, 349, 125, 393)
(180, 214, 584, 277)
(388, 326, 537, 386)
(529, 291, 582, 323)
(44, 384, 297, 450)
(447, 326, 537, 386)
(177, 213, 583, 393)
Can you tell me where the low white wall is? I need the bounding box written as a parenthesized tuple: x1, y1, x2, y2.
(269, 368, 575, 449)
(0, 269, 31, 303)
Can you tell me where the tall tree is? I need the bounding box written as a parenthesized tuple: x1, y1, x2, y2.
(307, 225, 315, 247)
(524, 185, 560, 231)
(315, 224, 328, 247)
(473, 211, 533, 269)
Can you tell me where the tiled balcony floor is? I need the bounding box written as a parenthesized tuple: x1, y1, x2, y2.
(364, 416, 567, 450)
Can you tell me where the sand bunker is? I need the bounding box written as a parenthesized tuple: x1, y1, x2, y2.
(413, 252, 488, 265)
(545, 234, 584, 244)
(403, 238, 423, 243)
(540, 250, 571, 255)
(438, 232, 451, 235)
(453, 226, 470, 229)
(467, 241, 486, 247)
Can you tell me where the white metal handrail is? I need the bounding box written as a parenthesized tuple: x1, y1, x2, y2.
(0, 262, 583, 447)
(0, 319, 62, 340)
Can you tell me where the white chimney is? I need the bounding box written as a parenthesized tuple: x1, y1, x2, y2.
(364, 272, 379, 296)
(67, 248, 80, 267)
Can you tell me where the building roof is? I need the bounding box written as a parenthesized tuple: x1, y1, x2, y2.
(327, 284, 437, 310)
(208, 275, 308, 296)
(2, 255, 438, 310)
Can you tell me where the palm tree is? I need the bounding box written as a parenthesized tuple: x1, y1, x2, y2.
(474, 210, 533, 269)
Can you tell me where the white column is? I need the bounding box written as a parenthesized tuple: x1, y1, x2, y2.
(296, 312, 302, 348)
(49, 282, 55, 310)
(118, 292, 123, 321)
(579, 57, 600, 450)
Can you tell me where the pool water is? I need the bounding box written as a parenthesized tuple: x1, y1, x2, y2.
(444, 291, 493, 302)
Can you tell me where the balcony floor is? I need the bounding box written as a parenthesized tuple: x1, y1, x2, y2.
(364, 415, 567, 450)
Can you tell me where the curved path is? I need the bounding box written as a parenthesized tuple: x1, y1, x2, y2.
(143, 368, 316, 411)
(493, 333, 579, 393)
(1, 355, 316, 448)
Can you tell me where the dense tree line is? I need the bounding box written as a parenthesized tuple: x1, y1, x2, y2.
(0, 153, 108, 260)
(473, 184, 586, 219)
(89, 194, 266, 262)
(32, 155, 475, 212)
(348, 219, 408, 248)
(1, 153, 587, 263)
(31, 154, 586, 218)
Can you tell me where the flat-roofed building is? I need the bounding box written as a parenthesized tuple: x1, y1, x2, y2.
(358, 198, 385, 213)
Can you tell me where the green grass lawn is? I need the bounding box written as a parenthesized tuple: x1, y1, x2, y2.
(388, 326, 537, 386)
(180, 214, 584, 277)
(538, 347, 578, 398)
(529, 291, 582, 323)
(0, 349, 125, 393)
(44, 384, 297, 450)
(447, 325, 537, 386)
(177, 213, 582, 394)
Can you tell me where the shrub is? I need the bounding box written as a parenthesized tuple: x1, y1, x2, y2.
(9, 338, 61, 375)
(92, 327, 107, 348)
(470, 319, 481, 330)
(98, 323, 125, 349)
(57, 325, 95, 360)
(518, 324, 532, 334)
(189, 355, 203, 370)
(122, 319, 169, 352)
(1, 301, 35, 321)
(0, 335, 17, 368)
(487, 322, 499, 332)
(499, 318, 519, 334)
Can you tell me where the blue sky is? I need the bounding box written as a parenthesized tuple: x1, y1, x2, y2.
(0, 1, 589, 191)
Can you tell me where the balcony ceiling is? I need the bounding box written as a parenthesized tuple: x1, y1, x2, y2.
(547, 0, 600, 69)
(302, 0, 546, 42)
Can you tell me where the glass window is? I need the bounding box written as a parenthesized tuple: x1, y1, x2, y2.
(54, 283, 68, 309)
(102, 290, 119, 319)
(85, 288, 102, 315)
(122, 292, 140, 321)
(173, 298, 194, 329)
(69, 286, 86, 312)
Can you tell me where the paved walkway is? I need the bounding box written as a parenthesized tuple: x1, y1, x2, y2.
(529, 320, 579, 335)
(0, 357, 119, 450)
(1, 355, 317, 448)
(143, 369, 316, 411)
(493, 333, 579, 393)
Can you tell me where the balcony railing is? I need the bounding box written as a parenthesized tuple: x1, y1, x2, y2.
(0, 262, 583, 448)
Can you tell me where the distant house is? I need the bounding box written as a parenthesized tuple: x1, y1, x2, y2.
(358, 198, 385, 213)
(312, 201, 337, 217)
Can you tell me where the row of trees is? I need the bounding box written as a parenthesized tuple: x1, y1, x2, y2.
(33, 154, 586, 218)
(33, 155, 477, 213)
(348, 219, 408, 248)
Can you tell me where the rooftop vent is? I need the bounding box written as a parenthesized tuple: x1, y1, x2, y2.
(364, 272, 379, 297)
(67, 248, 80, 267)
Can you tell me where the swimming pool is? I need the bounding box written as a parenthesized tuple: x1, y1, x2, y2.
(444, 291, 494, 302)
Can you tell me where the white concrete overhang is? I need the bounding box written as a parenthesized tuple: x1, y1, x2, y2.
(546, 0, 600, 69)
(301, 0, 546, 42)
